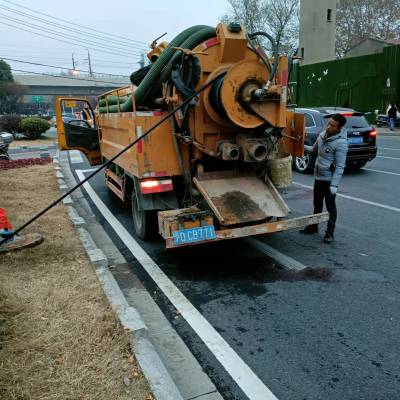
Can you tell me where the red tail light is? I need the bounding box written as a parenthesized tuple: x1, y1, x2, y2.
(369, 129, 377, 137)
(340, 113, 354, 117)
(140, 179, 173, 194)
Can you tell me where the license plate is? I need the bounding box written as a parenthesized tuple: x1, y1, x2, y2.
(172, 225, 216, 245)
(348, 136, 363, 144)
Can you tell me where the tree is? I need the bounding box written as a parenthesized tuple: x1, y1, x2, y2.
(0, 60, 26, 114)
(0, 59, 14, 83)
(336, 0, 400, 57)
(221, 0, 299, 55)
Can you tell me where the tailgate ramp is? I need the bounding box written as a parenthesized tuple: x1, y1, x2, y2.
(193, 171, 290, 226)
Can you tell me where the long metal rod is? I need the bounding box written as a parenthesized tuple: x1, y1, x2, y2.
(0, 75, 221, 247)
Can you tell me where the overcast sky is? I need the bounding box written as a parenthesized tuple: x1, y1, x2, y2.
(0, 0, 230, 78)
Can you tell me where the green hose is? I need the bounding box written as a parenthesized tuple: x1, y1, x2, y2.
(99, 96, 128, 107)
(99, 25, 215, 113)
(155, 27, 216, 92)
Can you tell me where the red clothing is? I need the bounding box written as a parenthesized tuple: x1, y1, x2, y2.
(0, 208, 13, 230)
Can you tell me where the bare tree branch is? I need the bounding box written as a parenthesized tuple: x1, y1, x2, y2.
(221, 0, 299, 55)
(336, 0, 400, 57)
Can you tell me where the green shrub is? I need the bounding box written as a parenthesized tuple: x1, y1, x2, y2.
(0, 115, 22, 136)
(20, 117, 50, 139)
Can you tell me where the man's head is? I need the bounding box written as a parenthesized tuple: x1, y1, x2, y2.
(326, 113, 346, 136)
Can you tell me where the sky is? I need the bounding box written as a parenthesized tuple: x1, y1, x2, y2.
(0, 0, 231, 79)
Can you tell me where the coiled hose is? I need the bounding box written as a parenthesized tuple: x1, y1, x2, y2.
(99, 25, 215, 113)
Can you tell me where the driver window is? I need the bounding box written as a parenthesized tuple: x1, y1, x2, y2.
(62, 100, 95, 128)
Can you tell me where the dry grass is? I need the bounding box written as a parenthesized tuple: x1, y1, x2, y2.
(9, 134, 56, 148)
(0, 164, 152, 400)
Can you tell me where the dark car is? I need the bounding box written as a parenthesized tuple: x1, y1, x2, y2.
(294, 107, 378, 173)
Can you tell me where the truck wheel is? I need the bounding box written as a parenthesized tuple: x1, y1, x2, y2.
(294, 153, 315, 174)
(131, 190, 157, 240)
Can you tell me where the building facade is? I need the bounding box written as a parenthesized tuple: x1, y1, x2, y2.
(299, 0, 336, 65)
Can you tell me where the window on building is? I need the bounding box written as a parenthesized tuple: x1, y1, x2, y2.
(327, 9, 332, 22)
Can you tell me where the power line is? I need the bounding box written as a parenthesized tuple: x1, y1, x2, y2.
(0, 20, 142, 60)
(1, 0, 149, 47)
(0, 56, 131, 77)
(0, 3, 148, 52)
(11, 68, 129, 85)
(0, 13, 143, 57)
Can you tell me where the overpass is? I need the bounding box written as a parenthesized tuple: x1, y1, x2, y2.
(14, 74, 130, 114)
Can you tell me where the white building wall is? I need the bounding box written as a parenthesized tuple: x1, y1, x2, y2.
(299, 0, 336, 65)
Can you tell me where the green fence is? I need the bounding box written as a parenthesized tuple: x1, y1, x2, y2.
(290, 45, 400, 120)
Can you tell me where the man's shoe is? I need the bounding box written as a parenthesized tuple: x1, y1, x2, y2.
(323, 233, 334, 244)
(299, 226, 318, 235)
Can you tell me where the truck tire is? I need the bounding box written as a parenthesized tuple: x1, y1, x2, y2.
(131, 189, 158, 240)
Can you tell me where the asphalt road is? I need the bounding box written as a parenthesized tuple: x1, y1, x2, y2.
(69, 134, 400, 400)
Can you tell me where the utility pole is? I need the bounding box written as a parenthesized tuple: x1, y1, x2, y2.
(87, 50, 93, 77)
(72, 53, 76, 70)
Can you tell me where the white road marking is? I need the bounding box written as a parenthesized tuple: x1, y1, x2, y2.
(69, 150, 84, 164)
(377, 155, 400, 160)
(364, 168, 400, 177)
(379, 147, 400, 151)
(76, 169, 279, 400)
(246, 238, 306, 271)
(78, 168, 97, 173)
(293, 181, 400, 214)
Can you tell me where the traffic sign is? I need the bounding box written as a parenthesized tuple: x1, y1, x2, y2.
(31, 95, 43, 103)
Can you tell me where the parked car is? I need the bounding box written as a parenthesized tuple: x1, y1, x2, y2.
(375, 113, 400, 127)
(294, 107, 378, 173)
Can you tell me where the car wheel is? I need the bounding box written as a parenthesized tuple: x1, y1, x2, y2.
(294, 153, 315, 174)
(131, 188, 157, 240)
(346, 161, 367, 171)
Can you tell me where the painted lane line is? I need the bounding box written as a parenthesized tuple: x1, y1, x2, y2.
(293, 181, 400, 214)
(246, 238, 306, 271)
(69, 150, 84, 164)
(379, 147, 400, 151)
(78, 168, 97, 173)
(377, 155, 400, 160)
(364, 168, 400, 177)
(76, 170, 279, 400)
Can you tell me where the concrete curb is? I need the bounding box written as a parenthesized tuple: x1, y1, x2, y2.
(52, 152, 184, 400)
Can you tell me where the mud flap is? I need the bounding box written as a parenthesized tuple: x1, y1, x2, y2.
(193, 171, 290, 226)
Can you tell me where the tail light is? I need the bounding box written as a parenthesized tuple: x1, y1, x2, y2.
(369, 129, 377, 137)
(140, 179, 173, 194)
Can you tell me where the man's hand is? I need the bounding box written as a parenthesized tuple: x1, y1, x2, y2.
(329, 186, 337, 196)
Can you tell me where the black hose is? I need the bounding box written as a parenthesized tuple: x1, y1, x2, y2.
(170, 52, 201, 99)
(247, 34, 271, 75)
(0, 74, 223, 247)
(249, 31, 279, 83)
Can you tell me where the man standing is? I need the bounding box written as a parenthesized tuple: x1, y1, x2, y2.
(300, 113, 348, 243)
(387, 103, 398, 131)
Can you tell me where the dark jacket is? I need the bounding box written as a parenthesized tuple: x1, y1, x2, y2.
(312, 129, 348, 187)
(388, 105, 398, 118)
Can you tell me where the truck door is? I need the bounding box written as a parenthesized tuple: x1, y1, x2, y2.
(55, 97, 101, 165)
(283, 111, 306, 158)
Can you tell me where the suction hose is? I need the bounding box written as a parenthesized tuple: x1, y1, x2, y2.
(99, 25, 215, 113)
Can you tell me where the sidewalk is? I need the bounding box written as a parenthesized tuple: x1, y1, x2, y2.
(0, 161, 153, 399)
